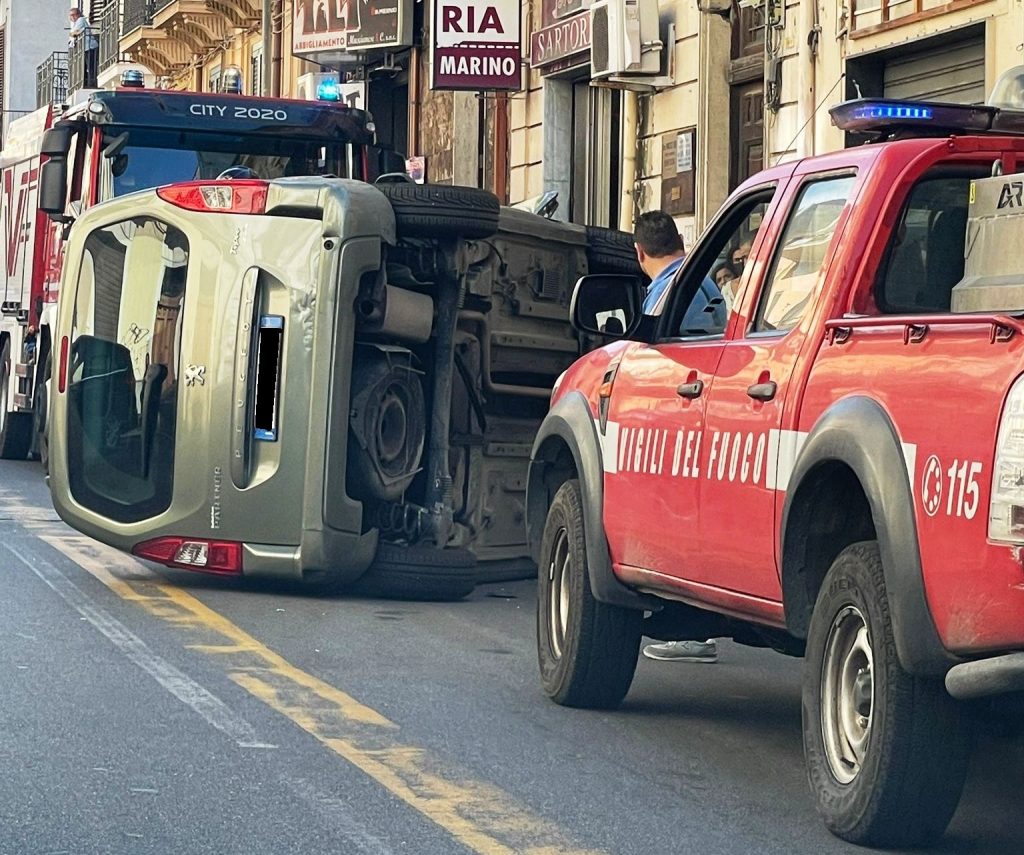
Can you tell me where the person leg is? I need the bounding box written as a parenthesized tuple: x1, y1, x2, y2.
(642, 639, 718, 662)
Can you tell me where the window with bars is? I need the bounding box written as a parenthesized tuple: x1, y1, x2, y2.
(250, 44, 264, 96)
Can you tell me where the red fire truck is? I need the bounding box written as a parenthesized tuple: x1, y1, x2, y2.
(0, 81, 382, 465)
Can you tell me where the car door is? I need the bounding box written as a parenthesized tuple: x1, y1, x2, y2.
(694, 168, 862, 600)
(602, 181, 787, 582)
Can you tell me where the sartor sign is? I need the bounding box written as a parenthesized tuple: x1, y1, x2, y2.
(431, 0, 522, 91)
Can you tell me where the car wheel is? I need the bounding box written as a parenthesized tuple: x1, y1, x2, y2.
(0, 340, 32, 461)
(347, 542, 478, 602)
(803, 541, 970, 848)
(31, 353, 50, 472)
(378, 184, 501, 240)
(584, 226, 643, 276)
(537, 479, 641, 709)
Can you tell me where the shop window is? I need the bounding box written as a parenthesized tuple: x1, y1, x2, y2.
(208, 65, 221, 94)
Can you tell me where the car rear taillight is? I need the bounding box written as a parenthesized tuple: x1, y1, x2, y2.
(132, 537, 243, 575)
(156, 181, 267, 214)
(991, 375, 1024, 541)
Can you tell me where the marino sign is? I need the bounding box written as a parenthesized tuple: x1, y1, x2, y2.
(431, 0, 522, 90)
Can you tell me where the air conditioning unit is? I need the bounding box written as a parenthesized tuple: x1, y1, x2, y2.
(296, 72, 338, 101)
(590, 0, 662, 80)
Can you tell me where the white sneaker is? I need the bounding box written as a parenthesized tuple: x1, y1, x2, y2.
(642, 640, 718, 663)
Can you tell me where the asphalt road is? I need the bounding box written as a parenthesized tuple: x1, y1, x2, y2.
(1, 459, 1022, 855)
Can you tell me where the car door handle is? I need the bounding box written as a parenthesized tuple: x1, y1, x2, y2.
(677, 380, 704, 400)
(746, 381, 778, 402)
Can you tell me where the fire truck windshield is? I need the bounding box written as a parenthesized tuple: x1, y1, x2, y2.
(98, 128, 353, 200)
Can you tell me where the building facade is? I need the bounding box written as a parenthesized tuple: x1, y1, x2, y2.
(513, 0, 1024, 241)
(1, 0, 74, 143)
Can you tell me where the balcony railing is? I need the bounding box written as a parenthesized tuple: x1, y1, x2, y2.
(99, 2, 122, 71)
(36, 52, 69, 108)
(122, 0, 156, 35)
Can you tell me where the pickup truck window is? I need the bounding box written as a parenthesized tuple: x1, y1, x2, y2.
(754, 175, 855, 333)
(876, 172, 978, 314)
(661, 189, 774, 339)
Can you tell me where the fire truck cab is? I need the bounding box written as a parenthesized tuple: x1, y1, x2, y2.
(0, 83, 381, 465)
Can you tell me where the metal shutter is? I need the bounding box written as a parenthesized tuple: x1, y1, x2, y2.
(883, 36, 986, 104)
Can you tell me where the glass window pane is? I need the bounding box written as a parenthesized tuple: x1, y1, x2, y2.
(67, 217, 187, 523)
(755, 176, 855, 333)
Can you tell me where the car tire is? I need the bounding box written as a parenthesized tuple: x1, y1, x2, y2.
(802, 541, 970, 848)
(0, 340, 31, 461)
(31, 353, 51, 473)
(584, 226, 643, 276)
(537, 479, 641, 709)
(348, 542, 478, 602)
(378, 184, 501, 240)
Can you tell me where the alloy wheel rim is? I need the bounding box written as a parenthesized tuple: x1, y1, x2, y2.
(547, 527, 571, 659)
(820, 605, 874, 785)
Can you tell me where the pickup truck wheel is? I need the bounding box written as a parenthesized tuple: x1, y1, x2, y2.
(378, 184, 500, 240)
(584, 226, 643, 276)
(348, 542, 478, 602)
(0, 341, 31, 461)
(803, 541, 970, 848)
(537, 479, 641, 709)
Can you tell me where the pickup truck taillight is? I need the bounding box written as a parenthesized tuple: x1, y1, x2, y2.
(990, 376, 1024, 541)
(156, 181, 267, 215)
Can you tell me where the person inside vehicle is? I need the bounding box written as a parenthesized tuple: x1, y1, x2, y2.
(731, 239, 752, 275)
(713, 261, 739, 312)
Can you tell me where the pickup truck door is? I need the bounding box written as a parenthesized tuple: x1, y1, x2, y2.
(602, 181, 788, 581)
(694, 168, 861, 600)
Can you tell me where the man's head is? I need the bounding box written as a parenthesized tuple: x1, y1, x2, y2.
(634, 210, 685, 280)
(731, 240, 752, 273)
(69, 7, 81, 20)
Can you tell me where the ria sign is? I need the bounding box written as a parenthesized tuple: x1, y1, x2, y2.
(431, 0, 522, 91)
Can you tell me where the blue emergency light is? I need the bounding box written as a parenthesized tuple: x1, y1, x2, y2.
(316, 78, 341, 102)
(830, 98, 998, 136)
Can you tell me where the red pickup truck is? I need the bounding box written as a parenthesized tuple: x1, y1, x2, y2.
(527, 99, 1024, 848)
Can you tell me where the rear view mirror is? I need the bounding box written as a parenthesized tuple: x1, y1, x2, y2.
(38, 159, 69, 222)
(571, 274, 644, 337)
(40, 126, 74, 158)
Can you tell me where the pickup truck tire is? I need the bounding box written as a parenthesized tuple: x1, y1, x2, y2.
(537, 479, 641, 709)
(802, 541, 970, 848)
(378, 184, 501, 240)
(349, 542, 478, 601)
(584, 226, 643, 276)
(0, 340, 31, 461)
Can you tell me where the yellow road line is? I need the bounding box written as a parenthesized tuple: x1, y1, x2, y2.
(42, 534, 602, 855)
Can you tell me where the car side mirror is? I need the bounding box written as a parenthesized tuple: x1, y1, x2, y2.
(39, 159, 70, 222)
(571, 274, 644, 337)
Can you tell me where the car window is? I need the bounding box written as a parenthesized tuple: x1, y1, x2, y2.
(754, 176, 854, 334)
(876, 173, 979, 314)
(660, 191, 773, 339)
(67, 217, 188, 524)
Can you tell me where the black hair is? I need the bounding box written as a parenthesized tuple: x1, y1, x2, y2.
(634, 210, 684, 258)
(712, 262, 737, 282)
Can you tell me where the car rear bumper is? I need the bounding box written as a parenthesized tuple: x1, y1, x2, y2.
(945, 652, 1024, 699)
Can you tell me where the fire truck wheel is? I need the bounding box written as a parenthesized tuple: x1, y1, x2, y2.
(378, 184, 500, 240)
(802, 541, 970, 848)
(31, 354, 50, 473)
(348, 542, 478, 602)
(0, 340, 32, 461)
(537, 479, 641, 709)
(584, 226, 644, 276)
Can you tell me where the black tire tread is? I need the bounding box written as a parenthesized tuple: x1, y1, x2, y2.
(0, 341, 31, 461)
(584, 225, 643, 276)
(378, 184, 500, 240)
(803, 541, 970, 848)
(349, 542, 478, 602)
(538, 479, 640, 709)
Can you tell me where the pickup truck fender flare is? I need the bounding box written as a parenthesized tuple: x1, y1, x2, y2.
(527, 391, 653, 611)
(782, 396, 954, 675)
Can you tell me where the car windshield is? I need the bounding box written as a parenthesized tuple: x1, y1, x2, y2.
(98, 128, 352, 200)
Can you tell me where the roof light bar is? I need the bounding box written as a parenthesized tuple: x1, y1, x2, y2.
(830, 98, 996, 135)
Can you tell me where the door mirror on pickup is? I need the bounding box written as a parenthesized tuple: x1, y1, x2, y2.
(571, 274, 644, 338)
(38, 159, 69, 222)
